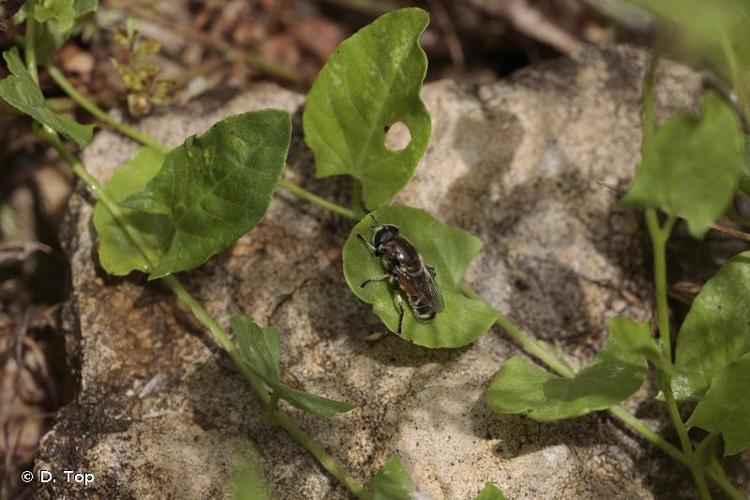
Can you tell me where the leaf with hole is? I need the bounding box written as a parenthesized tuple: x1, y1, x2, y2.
(369, 456, 418, 500)
(121, 110, 290, 279)
(672, 251, 750, 400)
(231, 315, 354, 418)
(303, 8, 431, 209)
(93, 146, 169, 275)
(486, 343, 647, 421)
(0, 47, 93, 148)
(687, 353, 750, 455)
(343, 205, 498, 348)
(474, 483, 507, 500)
(621, 92, 743, 238)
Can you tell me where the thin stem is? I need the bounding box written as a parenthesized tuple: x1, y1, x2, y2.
(279, 179, 358, 220)
(47, 66, 170, 154)
(24, 16, 38, 84)
(646, 208, 711, 499)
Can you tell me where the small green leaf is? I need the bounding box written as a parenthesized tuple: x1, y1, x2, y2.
(93, 146, 169, 275)
(474, 483, 507, 500)
(231, 315, 281, 384)
(672, 251, 750, 400)
(232, 453, 272, 500)
(0, 47, 93, 148)
(33, 0, 76, 31)
(621, 92, 743, 238)
(608, 316, 661, 362)
(122, 110, 291, 279)
(303, 8, 431, 209)
(687, 353, 750, 455)
(487, 344, 647, 421)
(32, 0, 99, 64)
(343, 205, 498, 348)
(232, 315, 354, 418)
(370, 457, 418, 500)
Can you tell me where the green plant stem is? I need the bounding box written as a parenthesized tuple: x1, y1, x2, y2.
(38, 128, 366, 500)
(646, 208, 711, 500)
(279, 179, 358, 220)
(24, 17, 38, 84)
(47, 65, 170, 154)
(50, 67, 357, 222)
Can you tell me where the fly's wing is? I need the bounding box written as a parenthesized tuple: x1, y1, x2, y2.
(425, 265, 445, 313)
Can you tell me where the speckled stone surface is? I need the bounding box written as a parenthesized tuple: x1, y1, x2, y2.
(35, 47, 747, 499)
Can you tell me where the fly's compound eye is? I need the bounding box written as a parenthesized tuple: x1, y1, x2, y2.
(373, 224, 400, 247)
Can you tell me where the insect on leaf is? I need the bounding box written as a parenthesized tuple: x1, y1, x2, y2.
(620, 92, 743, 238)
(486, 344, 647, 421)
(687, 353, 750, 455)
(232, 315, 354, 418)
(474, 483, 507, 500)
(370, 456, 418, 500)
(672, 251, 750, 401)
(303, 8, 431, 209)
(93, 146, 170, 275)
(121, 110, 291, 279)
(343, 205, 498, 348)
(0, 47, 93, 148)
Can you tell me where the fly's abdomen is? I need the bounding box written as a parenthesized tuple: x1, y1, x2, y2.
(408, 292, 438, 321)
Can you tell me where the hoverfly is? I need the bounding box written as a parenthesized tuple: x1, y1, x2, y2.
(357, 215, 444, 334)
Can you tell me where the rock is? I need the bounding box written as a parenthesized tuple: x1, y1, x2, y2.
(37, 46, 745, 499)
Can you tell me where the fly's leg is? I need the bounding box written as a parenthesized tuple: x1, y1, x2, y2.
(427, 265, 436, 278)
(357, 234, 377, 254)
(361, 274, 390, 288)
(394, 291, 405, 335)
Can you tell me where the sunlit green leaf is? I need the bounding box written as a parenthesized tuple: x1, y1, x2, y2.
(303, 8, 431, 209)
(0, 47, 93, 148)
(121, 110, 290, 279)
(672, 251, 750, 400)
(343, 205, 497, 348)
(474, 483, 507, 500)
(370, 457, 418, 500)
(93, 146, 169, 275)
(609, 316, 661, 363)
(687, 353, 750, 455)
(621, 92, 743, 238)
(33, 0, 76, 31)
(232, 315, 354, 418)
(34, 0, 99, 64)
(487, 344, 647, 421)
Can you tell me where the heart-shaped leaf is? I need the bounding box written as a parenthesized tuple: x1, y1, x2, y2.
(687, 353, 750, 455)
(303, 8, 431, 209)
(232, 316, 354, 418)
(93, 146, 169, 275)
(486, 343, 647, 421)
(122, 110, 290, 279)
(343, 205, 497, 348)
(621, 92, 743, 238)
(0, 47, 93, 148)
(672, 251, 750, 400)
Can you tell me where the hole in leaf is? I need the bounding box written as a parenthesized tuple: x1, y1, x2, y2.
(384, 121, 411, 151)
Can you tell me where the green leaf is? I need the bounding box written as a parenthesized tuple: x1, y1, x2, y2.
(121, 110, 290, 279)
(32, 0, 99, 64)
(621, 92, 743, 238)
(609, 316, 660, 362)
(231, 315, 281, 384)
(474, 483, 507, 500)
(232, 452, 272, 500)
(232, 315, 354, 418)
(303, 8, 431, 209)
(343, 205, 498, 348)
(93, 146, 170, 275)
(33, 0, 76, 31)
(672, 251, 750, 400)
(370, 457, 418, 500)
(0, 47, 93, 148)
(687, 353, 750, 455)
(486, 344, 647, 421)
